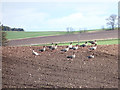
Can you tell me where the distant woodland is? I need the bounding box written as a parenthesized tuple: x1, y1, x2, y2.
(0, 25, 24, 31)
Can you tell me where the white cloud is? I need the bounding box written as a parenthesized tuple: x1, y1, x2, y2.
(45, 12, 107, 30)
(2, 9, 113, 31)
(47, 13, 83, 25)
(1, 0, 118, 31)
(2, 8, 49, 29)
(46, 13, 83, 28)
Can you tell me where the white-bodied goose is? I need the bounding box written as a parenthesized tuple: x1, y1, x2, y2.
(88, 53, 94, 58)
(73, 44, 79, 50)
(80, 42, 88, 47)
(32, 49, 40, 55)
(61, 46, 69, 52)
(88, 40, 97, 44)
(89, 44, 97, 50)
(51, 44, 58, 50)
(68, 42, 73, 49)
(48, 43, 54, 49)
(67, 52, 76, 59)
(39, 46, 46, 52)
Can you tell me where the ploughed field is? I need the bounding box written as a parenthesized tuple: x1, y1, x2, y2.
(2, 44, 118, 88)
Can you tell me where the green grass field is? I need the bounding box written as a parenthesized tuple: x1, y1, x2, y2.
(6, 31, 68, 40)
(5, 29, 118, 40)
(6, 29, 105, 40)
(36, 39, 119, 46)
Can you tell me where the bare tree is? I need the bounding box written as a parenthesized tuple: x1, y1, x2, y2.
(106, 14, 117, 30)
(101, 25, 105, 30)
(66, 27, 74, 33)
(66, 27, 69, 33)
(70, 27, 74, 32)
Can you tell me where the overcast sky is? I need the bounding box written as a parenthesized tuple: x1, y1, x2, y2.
(1, 0, 118, 31)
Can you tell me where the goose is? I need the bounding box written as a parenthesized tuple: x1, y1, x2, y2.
(32, 49, 40, 55)
(89, 44, 97, 50)
(39, 46, 46, 52)
(73, 44, 79, 50)
(68, 42, 73, 49)
(51, 44, 58, 50)
(67, 52, 76, 59)
(48, 43, 54, 49)
(61, 46, 69, 52)
(88, 40, 97, 44)
(80, 42, 88, 47)
(88, 53, 94, 58)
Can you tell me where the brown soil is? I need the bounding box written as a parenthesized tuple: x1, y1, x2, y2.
(8, 30, 118, 46)
(2, 44, 118, 88)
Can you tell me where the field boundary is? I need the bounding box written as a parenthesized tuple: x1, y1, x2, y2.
(8, 30, 118, 46)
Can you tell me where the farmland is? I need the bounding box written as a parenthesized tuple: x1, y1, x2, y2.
(2, 44, 118, 88)
(6, 31, 68, 40)
(2, 29, 119, 88)
(7, 29, 118, 46)
(5, 29, 106, 40)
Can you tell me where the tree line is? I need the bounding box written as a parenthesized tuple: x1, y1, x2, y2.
(0, 24, 25, 46)
(0, 25, 24, 31)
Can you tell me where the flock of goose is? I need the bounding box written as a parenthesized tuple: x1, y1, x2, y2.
(32, 40, 97, 59)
